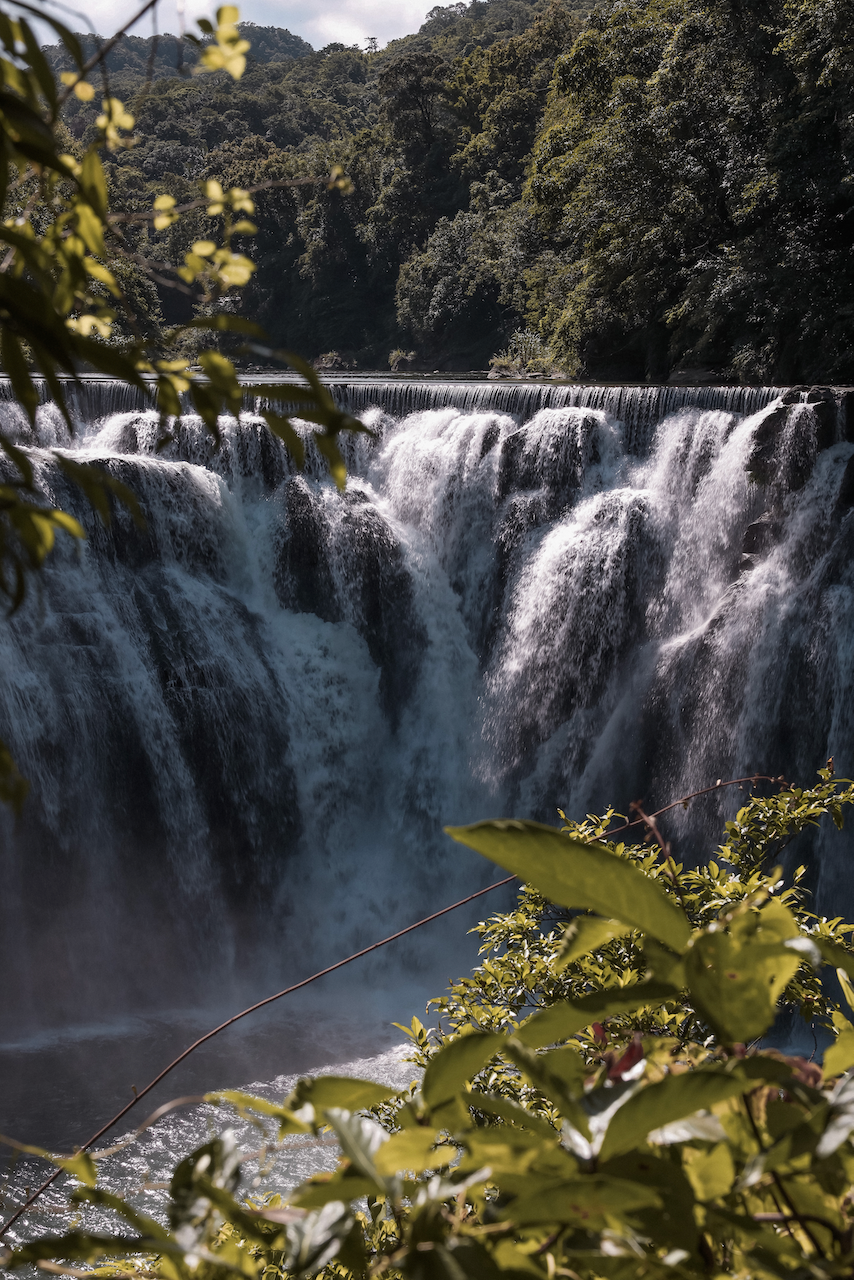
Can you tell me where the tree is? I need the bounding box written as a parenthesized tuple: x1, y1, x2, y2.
(522, 0, 854, 382)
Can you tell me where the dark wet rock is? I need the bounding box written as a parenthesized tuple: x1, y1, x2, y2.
(781, 386, 809, 404)
(479, 423, 501, 460)
(340, 497, 427, 728)
(836, 454, 854, 515)
(275, 478, 426, 727)
(742, 510, 780, 555)
(275, 477, 341, 622)
(840, 390, 854, 443)
(746, 405, 789, 485)
(811, 398, 837, 450)
(747, 399, 835, 492)
(807, 387, 834, 403)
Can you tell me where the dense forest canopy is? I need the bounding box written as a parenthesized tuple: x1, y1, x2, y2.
(45, 0, 854, 382)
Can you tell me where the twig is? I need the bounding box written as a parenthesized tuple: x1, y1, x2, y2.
(627, 798, 689, 910)
(0, 872, 516, 1238)
(602, 774, 786, 840)
(743, 1093, 824, 1255)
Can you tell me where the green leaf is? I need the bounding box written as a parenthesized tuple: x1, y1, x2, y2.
(815, 936, 854, 985)
(500, 1176, 662, 1225)
(373, 1126, 456, 1175)
(262, 411, 305, 469)
(57, 1151, 97, 1186)
(684, 930, 800, 1044)
(422, 1032, 504, 1107)
(80, 150, 108, 219)
(17, 19, 57, 108)
(54, 456, 145, 530)
(2, 329, 40, 429)
(556, 916, 633, 970)
(71, 1187, 173, 1242)
(682, 1142, 735, 1201)
(287, 1075, 400, 1114)
(598, 1069, 752, 1161)
(445, 821, 691, 953)
(206, 1089, 312, 1134)
(9, 1231, 182, 1268)
(175, 314, 266, 338)
(823, 1029, 854, 1078)
(838, 966, 854, 1014)
(467, 1091, 558, 1138)
(515, 981, 679, 1049)
(290, 1175, 378, 1210)
(314, 431, 347, 491)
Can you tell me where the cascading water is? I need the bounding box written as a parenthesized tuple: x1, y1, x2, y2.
(2, 377, 854, 1142)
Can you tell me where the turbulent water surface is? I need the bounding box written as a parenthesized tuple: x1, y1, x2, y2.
(2, 376, 853, 1160)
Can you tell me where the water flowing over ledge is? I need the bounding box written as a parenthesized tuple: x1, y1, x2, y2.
(0, 375, 786, 450)
(1, 377, 853, 1052)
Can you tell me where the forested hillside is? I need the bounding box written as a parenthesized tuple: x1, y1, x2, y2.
(46, 0, 854, 381)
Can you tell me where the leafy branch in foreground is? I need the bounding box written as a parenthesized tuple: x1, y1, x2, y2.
(8, 772, 854, 1279)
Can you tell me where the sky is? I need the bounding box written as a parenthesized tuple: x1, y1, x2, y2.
(37, 0, 435, 50)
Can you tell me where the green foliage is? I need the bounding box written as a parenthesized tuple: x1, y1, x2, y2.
(522, 0, 854, 381)
(11, 774, 854, 1280)
(49, 0, 853, 379)
(488, 328, 559, 374)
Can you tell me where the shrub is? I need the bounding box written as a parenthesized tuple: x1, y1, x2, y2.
(9, 772, 854, 1280)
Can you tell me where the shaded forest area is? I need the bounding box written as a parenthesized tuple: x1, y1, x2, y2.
(47, 0, 854, 382)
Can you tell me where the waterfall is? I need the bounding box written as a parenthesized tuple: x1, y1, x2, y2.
(1, 379, 852, 1050)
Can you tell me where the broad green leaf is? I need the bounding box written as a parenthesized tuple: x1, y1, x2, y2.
(72, 1187, 172, 1242)
(515, 981, 679, 1049)
(80, 150, 108, 217)
(500, 1176, 662, 1225)
(599, 1150, 699, 1253)
(823, 1029, 854, 1078)
(838, 967, 854, 1014)
(538, 1045, 587, 1091)
(685, 930, 799, 1043)
(262, 411, 305, 470)
(53, 456, 145, 530)
(9, 1231, 184, 1268)
(556, 916, 633, 970)
(815, 937, 854, 986)
(290, 1175, 378, 1210)
(445, 821, 691, 953)
(422, 1032, 504, 1107)
(287, 1075, 399, 1114)
(467, 1090, 558, 1138)
(643, 937, 687, 988)
(682, 1142, 735, 1201)
(57, 1151, 97, 1186)
(324, 1109, 388, 1181)
(501, 1039, 591, 1138)
(314, 431, 347, 491)
(206, 1089, 312, 1134)
(373, 1126, 456, 1175)
(1, 329, 38, 427)
(598, 1070, 751, 1161)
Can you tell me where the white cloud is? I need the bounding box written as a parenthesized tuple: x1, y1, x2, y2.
(36, 0, 433, 49)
